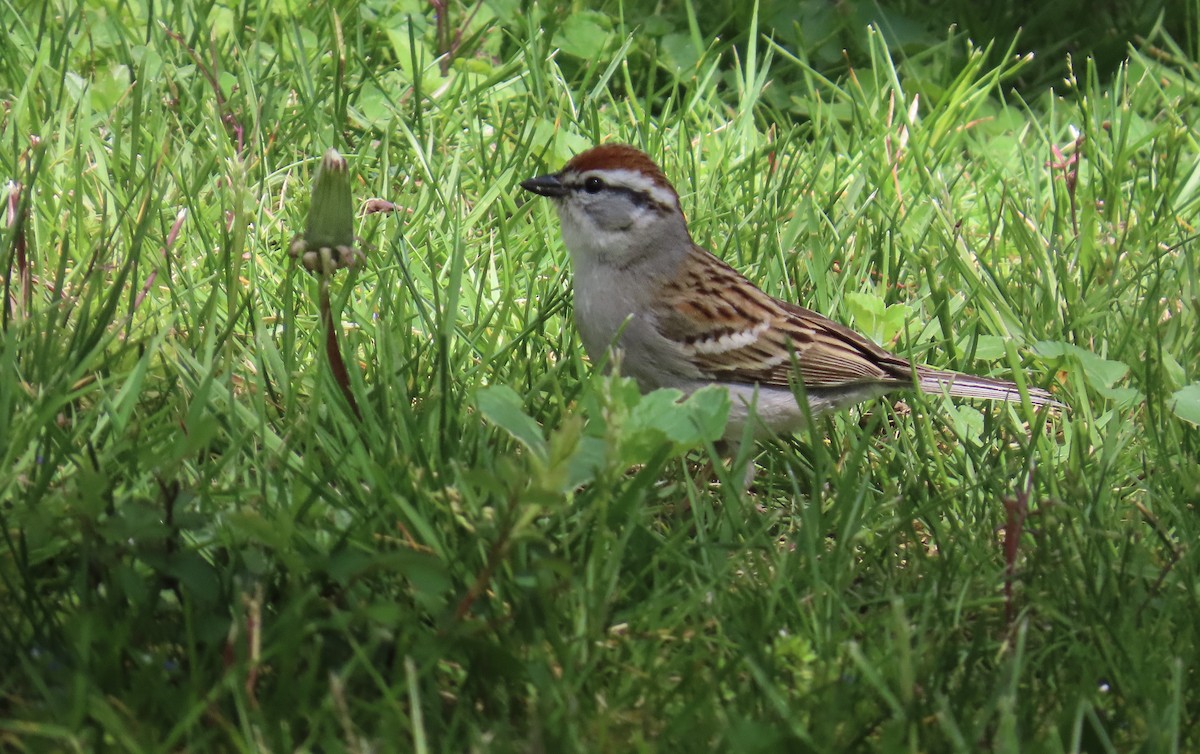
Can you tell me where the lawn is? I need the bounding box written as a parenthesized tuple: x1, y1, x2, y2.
(2, 1, 1199, 751)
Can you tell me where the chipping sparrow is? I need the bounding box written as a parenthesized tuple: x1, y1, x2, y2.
(521, 144, 1060, 440)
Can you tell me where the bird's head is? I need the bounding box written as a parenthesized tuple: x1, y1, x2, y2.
(521, 144, 691, 269)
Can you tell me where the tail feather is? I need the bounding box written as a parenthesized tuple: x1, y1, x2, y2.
(916, 368, 1063, 409)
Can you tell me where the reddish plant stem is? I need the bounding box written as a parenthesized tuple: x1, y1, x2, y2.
(320, 282, 361, 420)
(1002, 469, 1035, 629)
(452, 492, 519, 622)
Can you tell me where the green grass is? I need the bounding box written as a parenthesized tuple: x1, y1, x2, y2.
(2, 1, 1199, 751)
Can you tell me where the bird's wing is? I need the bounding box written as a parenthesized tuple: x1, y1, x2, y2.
(655, 248, 914, 389)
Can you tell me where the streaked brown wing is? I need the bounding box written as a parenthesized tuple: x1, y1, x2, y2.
(656, 249, 916, 389)
(769, 299, 915, 386)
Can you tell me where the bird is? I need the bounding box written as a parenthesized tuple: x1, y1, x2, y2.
(520, 143, 1060, 441)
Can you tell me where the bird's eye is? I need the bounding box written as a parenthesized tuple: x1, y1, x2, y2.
(583, 177, 604, 194)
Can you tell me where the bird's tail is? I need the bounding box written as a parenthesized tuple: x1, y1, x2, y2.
(916, 367, 1063, 409)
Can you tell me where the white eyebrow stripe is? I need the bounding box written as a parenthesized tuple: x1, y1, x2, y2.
(582, 168, 679, 208)
(685, 320, 772, 355)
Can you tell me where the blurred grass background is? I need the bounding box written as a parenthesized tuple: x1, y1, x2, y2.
(1, 0, 1198, 750)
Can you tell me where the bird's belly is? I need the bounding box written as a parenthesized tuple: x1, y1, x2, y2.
(573, 280, 635, 363)
(572, 278, 701, 389)
(691, 381, 897, 440)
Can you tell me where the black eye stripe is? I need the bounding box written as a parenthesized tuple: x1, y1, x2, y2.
(620, 187, 651, 208)
(573, 181, 652, 207)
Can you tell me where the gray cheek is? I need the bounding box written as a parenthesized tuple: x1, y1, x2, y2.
(596, 207, 634, 231)
(583, 196, 637, 232)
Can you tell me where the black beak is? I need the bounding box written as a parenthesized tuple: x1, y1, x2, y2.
(520, 173, 568, 198)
